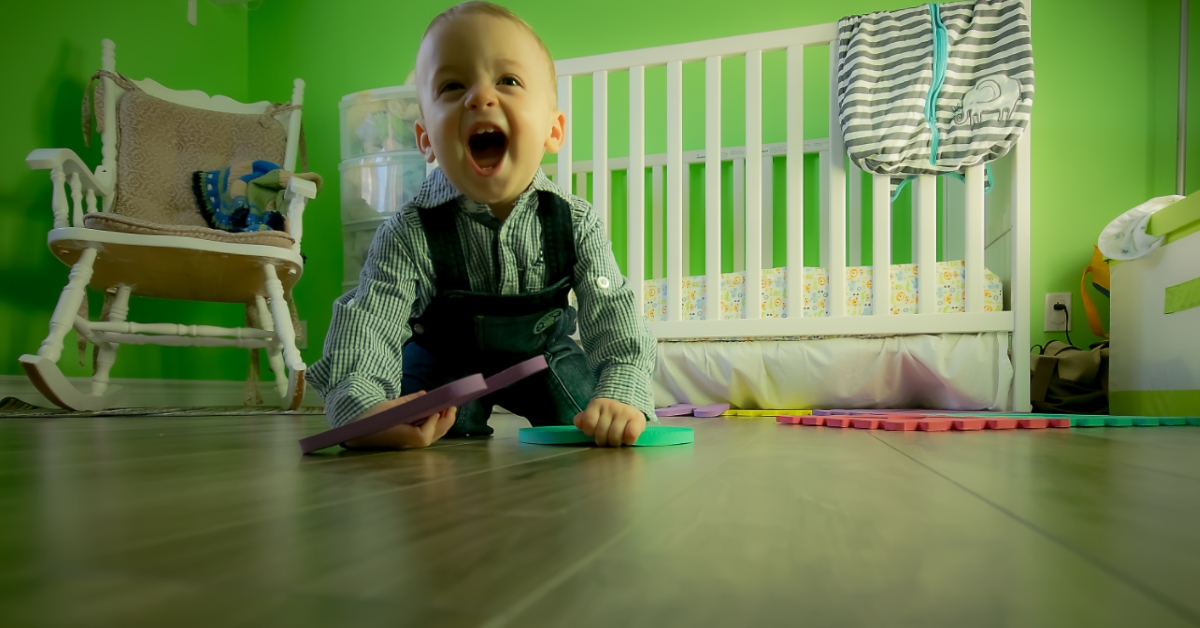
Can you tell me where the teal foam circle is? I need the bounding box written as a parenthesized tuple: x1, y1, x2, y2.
(518, 425, 694, 447)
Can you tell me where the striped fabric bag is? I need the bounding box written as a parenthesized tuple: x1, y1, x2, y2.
(835, 0, 1034, 195)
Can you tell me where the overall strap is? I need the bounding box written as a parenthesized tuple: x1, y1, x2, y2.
(537, 191, 576, 284)
(417, 202, 471, 293)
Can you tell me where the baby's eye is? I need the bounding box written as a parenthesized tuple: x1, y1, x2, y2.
(439, 81, 464, 95)
(499, 76, 521, 87)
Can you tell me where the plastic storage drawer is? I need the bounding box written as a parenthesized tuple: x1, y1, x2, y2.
(342, 219, 387, 284)
(340, 152, 427, 225)
(340, 86, 421, 160)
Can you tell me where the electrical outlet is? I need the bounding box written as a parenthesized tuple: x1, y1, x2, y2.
(296, 320, 308, 350)
(1044, 293, 1071, 332)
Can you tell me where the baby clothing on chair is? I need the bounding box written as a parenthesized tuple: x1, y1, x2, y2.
(192, 160, 322, 233)
(836, 0, 1034, 197)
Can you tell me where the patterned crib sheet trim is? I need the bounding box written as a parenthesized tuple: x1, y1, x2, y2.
(639, 260, 1002, 321)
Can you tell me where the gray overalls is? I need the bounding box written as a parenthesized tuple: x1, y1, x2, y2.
(401, 191, 597, 437)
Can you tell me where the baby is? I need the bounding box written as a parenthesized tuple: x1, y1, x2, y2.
(308, 2, 657, 449)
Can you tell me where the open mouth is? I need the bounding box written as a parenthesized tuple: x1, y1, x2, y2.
(467, 126, 508, 173)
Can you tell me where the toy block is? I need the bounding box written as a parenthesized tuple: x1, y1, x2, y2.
(1105, 417, 1134, 427)
(917, 419, 952, 432)
(985, 418, 1018, 430)
(776, 415, 806, 424)
(1132, 417, 1161, 427)
(952, 418, 987, 430)
(1072, 417, 1107, 427)
(1018, 418, 1049, 429)
(1159, 417, 1189, 426)
(801, 415, 826, 426)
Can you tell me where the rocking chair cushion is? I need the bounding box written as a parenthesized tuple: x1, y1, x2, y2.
(111, 89, 288, 227)
(82, 212, 296, 249)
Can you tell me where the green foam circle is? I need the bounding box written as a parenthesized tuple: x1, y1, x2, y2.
(518, 425, 695, 447)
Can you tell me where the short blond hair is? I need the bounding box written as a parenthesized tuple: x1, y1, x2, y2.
(418, 2, 557, 106)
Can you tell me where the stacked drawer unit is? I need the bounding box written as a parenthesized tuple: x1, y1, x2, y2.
(339, 85, 428, 290)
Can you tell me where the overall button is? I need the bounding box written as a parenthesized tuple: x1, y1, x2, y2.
(412, 324, 425, 334)
(596, 276, 610, 289)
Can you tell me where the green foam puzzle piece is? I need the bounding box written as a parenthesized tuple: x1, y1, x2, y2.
(1132, 417, 1161, 426)
(1072, 417, 1107, 427)
(1160, 417, 1190, 426)
(518, 425, 695, 447)
(1189, 418, 1200, 426)
(1105, 417, 1134, 427)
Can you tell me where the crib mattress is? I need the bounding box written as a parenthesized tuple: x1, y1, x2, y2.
(644, 260, 1002, 321)
(654, 332, 1013, 412)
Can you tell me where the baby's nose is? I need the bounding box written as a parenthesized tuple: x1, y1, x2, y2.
(466, 86, 499, 109)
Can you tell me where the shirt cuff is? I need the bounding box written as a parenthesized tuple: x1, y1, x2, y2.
(593, 363, 657, 423)
(322, 376, 389, 428)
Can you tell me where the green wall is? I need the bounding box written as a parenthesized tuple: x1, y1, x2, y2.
(2, 0, 1193, 385)
(0, 0, 250, 379)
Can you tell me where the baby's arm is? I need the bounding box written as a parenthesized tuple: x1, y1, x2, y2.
(568, 200, 658, 446)
(308, 217, 445, 447)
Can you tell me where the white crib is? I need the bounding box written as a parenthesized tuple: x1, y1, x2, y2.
(546, 17, 1032, 412)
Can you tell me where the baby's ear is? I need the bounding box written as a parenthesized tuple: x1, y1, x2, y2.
(414, 118, 437, 163)
(544, 109, 566, 154)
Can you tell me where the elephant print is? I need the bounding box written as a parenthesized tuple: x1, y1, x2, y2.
(953, 74, 1021, 126)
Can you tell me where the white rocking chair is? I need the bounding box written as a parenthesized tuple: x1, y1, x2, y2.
(20, 39, 317, 411)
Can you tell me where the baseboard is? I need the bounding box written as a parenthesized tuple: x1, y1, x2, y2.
(0, 374, 324, 409)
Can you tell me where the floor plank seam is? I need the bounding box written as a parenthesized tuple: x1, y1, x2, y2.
(869, 433, 1200, 627)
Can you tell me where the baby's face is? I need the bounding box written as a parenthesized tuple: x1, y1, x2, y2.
(415, 14, 563, 210)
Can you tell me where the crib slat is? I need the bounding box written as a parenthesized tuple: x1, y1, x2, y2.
(786, 45, 804, 318)
(557, 77, 572, 193)
(666, 60, 684, 322)
(629, 65, 646, 316)
(872, 174, 891, 316)
(652, 164, 664, 279)
(745, 50, 763, 320)
(733, 157, 745, 273)
(916, 174, 938, 315)
(683, 161, 691, 272)
(848, 163, 862, 266)
(761, 154, 773, 270)
(705, 56, 721, 321)
(827, 41, 847, 318)
(965, 164, 986, 313)
(818, 151, 829, 268)
(593, 71, 609, 238)
(576, 171, 588, 203)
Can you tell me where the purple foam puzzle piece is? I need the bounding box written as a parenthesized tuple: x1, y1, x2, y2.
(655, 404, 698, 417)
(693, 403, 730, 418)
(299, 375, 487, 454)
(460, 356, 549, 406)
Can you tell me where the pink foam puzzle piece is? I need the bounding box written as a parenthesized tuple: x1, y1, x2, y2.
(986, 418, 1018, 430)
(299, 375, 487, 454)
(693, 403, 730, 418)
(655, 404, 698, 417)
(1018, 418, 1050, 429)
(1048, 418, 1071, 428)
(952, 418, 987, 431)
(850, 416, 886, 430)
(776, 415, 806, 424)
(825, 416, 855, 428)
(917, 419, 952, 432)
(882, 419, 920, 431)
(801, 415, 826, 426)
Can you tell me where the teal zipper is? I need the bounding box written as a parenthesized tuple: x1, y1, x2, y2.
(926, 2, 948, 165)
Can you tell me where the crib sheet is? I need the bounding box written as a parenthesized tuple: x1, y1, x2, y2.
(643, 260, 1002, 321)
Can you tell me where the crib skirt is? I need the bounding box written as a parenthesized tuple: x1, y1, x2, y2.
(654, 332, 1013, 412)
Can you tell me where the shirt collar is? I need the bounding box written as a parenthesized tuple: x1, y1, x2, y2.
(409, 166, 572, 212)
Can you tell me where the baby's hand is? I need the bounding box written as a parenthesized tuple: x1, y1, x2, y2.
(344, 391, 457, 450)
(573, 398, 646, 447)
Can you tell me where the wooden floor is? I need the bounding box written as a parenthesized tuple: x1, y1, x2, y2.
(1, 413, 1198, 627)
